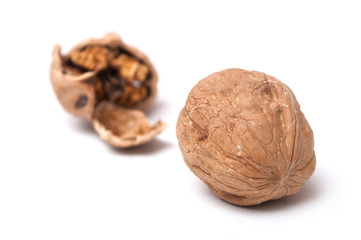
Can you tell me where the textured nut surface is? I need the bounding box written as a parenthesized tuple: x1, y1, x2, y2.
(176, 68, 316, 206)
(50, 33, 165, 148)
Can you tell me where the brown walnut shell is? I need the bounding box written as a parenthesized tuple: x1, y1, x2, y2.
(50, 33, 166, 148)
(176, 68, 316, 206)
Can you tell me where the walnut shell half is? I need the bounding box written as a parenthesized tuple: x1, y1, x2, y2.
(50, 33, 166, 148)
(176, 68, 316, 206)
(93, 102, 167, 148)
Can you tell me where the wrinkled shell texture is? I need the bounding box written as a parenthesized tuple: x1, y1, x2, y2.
(176, 69, 316, 206)
(50, 33, 166, 148)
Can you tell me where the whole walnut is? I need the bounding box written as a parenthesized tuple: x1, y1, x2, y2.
(176, 68, 316, 206)
(50, 33, 166, 148)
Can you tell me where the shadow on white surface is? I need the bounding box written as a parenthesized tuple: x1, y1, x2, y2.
(140, 98, 171, 119)
(67, 117, 96, 136)
(66, 113, 173, 155)
(109, 138, 174, 155)
(194, 171, 324, 212)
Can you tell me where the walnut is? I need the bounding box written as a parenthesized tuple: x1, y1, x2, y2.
(176, 68, 316, 206)
(50, 33, 166, 148)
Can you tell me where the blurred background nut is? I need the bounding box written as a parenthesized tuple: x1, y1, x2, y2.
(176, 68, 316, 206)
(50, 33, 166, 148)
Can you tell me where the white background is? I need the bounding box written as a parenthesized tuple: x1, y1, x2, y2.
(0, 1, 360, 239)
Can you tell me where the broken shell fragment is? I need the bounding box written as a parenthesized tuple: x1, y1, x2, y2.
(50, 33, 166, 147)
(93, 102, 167, 148)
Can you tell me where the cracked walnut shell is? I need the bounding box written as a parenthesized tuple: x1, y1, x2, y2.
(50, 33, 166, 147)
(176, 68, 316, 206)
